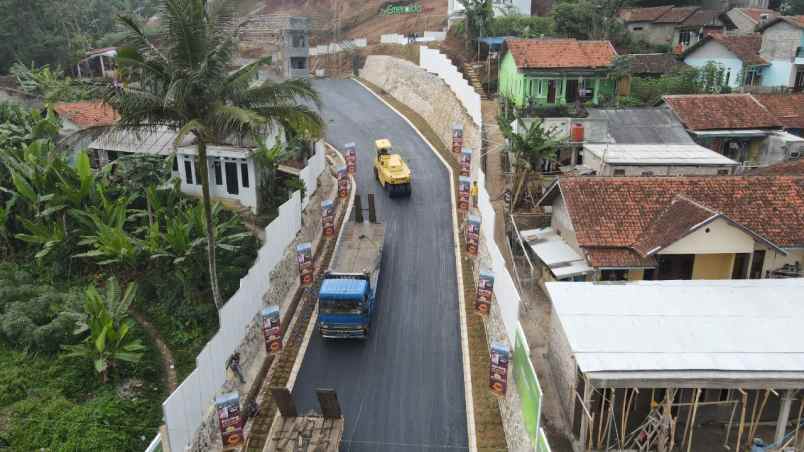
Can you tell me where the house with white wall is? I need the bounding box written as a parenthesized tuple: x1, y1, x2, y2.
(682, 32, 767, 89)
(581, 143, 739, 176)
(529, 175, 804, 283)
(617, 6, 727, 51)
(89, 125, 285, 213)
(757, 15, 804, 90)
(726, 7, 777, 33)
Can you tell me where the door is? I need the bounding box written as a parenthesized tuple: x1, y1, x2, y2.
(565, 80, 579, 103)
(749, 250, 765, 279)
(732, 253, 750, 279)
(224, 161, 239, 195)
(795, 68, 804, 92)
(547, 80, 557, 104)
(657, 254, 694, 280)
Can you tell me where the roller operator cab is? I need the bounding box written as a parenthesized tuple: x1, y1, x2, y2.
(373, 138, 412, 197)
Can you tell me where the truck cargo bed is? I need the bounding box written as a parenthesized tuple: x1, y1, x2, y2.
(330, 221, 385, 275)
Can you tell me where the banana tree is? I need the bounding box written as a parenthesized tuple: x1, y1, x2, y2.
(62, 277, 144, 384)
(498, 115, 560, 210)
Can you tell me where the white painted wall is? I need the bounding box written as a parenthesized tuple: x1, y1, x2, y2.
(161, 145, 326, 452)
(683, 40, 744, 89)
(419, 46, 482, 126)
(178, 152, 259, 212)
(659, 217, 756, 254)
(759, 247, 804, 277)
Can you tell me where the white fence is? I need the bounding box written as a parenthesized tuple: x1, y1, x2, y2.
(380, 32, 447, 45)
(308, 38, 368, 56)
(419, 46, 482, 127)
(161, 144, 326, 452)
(476, 170, 519, 343)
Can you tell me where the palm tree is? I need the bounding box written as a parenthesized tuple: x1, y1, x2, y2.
(103, 0, 324, 309)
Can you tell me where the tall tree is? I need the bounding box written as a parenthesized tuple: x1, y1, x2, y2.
(103, 0, 323, 309)
(498, 115, 560, 209)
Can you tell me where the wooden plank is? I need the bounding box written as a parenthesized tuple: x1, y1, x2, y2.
(271, 387, 297, 417)
(317, 388, 342, 418)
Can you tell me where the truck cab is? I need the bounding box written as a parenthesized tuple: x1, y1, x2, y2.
(318, 277, 374, 339)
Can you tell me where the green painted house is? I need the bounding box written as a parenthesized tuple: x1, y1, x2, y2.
(499, 38, 619, 108)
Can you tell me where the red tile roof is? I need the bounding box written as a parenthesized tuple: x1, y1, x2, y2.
(618, 5, 674, 22)
(751, 94, 804, 130)
(53, 101, 119, 128)
(505, 38, 617, 70)
(654, 6, 700, 23)
(544, 176, 804, 253)
(748, 160, 804, 176)
(704, 33, 766, 65)
(584, 247, 657, 268)
(631, 196, 717, 256)
(736, 8, 777, 24)
(663, 94, 781, 131)
(680, 9, 723, 27)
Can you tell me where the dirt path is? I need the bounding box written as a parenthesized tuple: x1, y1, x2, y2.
(131, 309, 178, 392)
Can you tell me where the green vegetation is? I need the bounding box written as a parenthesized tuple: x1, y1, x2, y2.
(0, 0, 160, 73)
(104, 0, 324, 308)
(621, 63, 731, 106)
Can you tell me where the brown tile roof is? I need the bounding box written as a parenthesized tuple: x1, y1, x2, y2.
(758, 15, 804, 31)
(626, 53, 688, 75)
(584, 247, 657, 268)
(748, 160, 804, 176)
(736, 8, 777, 24)
(53, 101, 119, 128)
(631, 196, 717, 256)
(751, 94, 804, 130)
(618, 5, 674, 22)
(708, 33, 766, 65)
(547, 176, 804, 251)
(680, 9, 723, 27)
(655, 6, 700, 23)
(505, 38, 617, 70)
(663, 94, 781, 131)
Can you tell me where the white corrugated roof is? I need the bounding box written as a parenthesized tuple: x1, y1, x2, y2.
(547, 279, 804, 374)
(521, 228, 593, 278)
(583, 144, 739, 165)
(89, 126, 183, 155)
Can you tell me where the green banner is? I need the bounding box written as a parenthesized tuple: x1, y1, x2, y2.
(515, 326, 543, 445)
(381, 3, 422, 15)
(537, 428, 551, 452)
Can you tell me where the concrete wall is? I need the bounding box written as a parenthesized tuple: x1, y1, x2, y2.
(760, 21, 801, 87)
(360, 55, 482, 156)
(547, 300, 578, 428)
(660, 217, 756, 255)
(161, 146, 328, 452)
(628, 23, 677, 47)
(419, 47, 482, 126)
(549, 196, 581, 255)
(684, 41, 745, 89)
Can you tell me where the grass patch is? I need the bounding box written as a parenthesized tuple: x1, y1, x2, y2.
(357, 78, 508, 451)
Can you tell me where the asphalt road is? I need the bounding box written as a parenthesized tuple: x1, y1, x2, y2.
(291, 79, 468, 451)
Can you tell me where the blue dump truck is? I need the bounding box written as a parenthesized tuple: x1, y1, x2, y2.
(317, 197, 385, 339)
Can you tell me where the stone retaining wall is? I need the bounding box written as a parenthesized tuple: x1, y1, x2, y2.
(359, 55, 481, 167)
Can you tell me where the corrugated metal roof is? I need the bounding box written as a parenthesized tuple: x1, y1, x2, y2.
(89, 126, 181, 155)
(583, 144, 739, 165)
(586, 108, 695, 144)
(547, 279, 804, 375)
(521, 228, 593, 278)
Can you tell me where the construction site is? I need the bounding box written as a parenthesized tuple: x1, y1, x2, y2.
(546, 280, 804, 452)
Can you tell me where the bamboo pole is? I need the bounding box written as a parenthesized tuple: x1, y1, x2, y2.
(736, 389, 748, 452)
(597, 388, 607, 449)
(681, 389, 695, 450)
(588, 413, 595, 451)
(602, 391, 615, 450)
(621, 388, 637, 449)
(723, 394, 738, 449)
(620, 388, 629, 449)
(686, 388, 702, 452)
(747, 389, 771, 445)
(795, 398, 804, 451)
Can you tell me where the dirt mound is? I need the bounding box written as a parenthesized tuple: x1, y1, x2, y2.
(250, 0, 446, 43)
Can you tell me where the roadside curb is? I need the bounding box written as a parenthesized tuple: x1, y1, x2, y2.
(286, 143, 357, 391)
(352, 77, 478, 452)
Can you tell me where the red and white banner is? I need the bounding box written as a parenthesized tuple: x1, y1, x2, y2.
(296, 242, 314, 287)
(476, 270, 494, 315)
(489, 342, 510, 397)
(215, 392, 244, 449)
(337, 165, 348, 199)
(458, 176, 471, 211)
(321, 199, 335, 238)
(261, 305, 282, 353)
(466, 214, 481, 256)
(452, 124, 464, 154)
(344, 142, 357, 175)
(460, 148, 472, 177)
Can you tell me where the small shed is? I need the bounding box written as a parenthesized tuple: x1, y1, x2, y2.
(546, 279, 804, 451)
(581, 143, 739, 176)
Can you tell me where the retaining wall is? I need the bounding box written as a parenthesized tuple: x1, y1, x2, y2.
(160, 144, 328, 452)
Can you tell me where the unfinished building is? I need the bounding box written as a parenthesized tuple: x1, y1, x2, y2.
(546, 279, 804, 451)
(236, 15, 310, 80)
